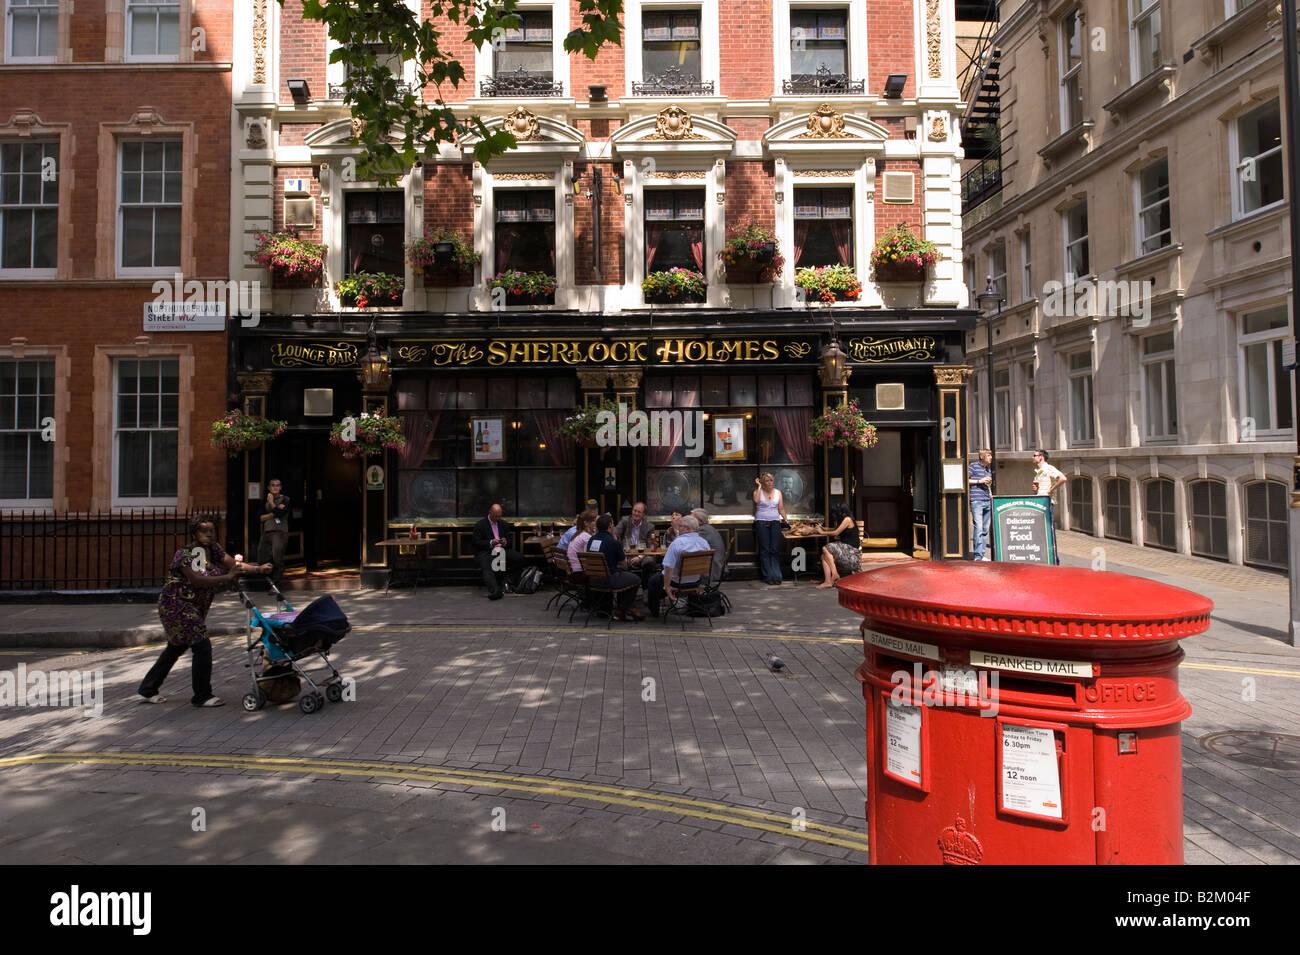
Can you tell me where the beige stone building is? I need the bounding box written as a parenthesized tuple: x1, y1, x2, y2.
(962, 0, 1292, 569)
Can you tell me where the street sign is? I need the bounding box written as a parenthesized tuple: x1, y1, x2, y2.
(991, 495, 1058, 564)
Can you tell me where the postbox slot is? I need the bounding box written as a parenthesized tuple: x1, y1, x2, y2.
(987, 674, 1079, 708)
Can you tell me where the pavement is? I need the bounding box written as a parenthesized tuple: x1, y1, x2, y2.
(0, 533, 1298, 865)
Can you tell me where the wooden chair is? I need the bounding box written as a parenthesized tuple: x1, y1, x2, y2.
(661, 550, 716, 630)
(576, 551, 638, 628)
(545, 546, 583, 619)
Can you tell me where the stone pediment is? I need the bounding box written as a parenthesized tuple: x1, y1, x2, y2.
(611, 106, 736, 162)
(459, 108, 585, 166)
(304, 118, 407, 150)
(764, 105, 888, 159)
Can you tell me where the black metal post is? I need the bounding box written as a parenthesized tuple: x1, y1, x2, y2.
(1283, 0, 1300, 645)
(592, 166, 603, 282)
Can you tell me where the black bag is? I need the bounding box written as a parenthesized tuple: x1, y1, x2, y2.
(516, 565, 544, 595)
(687, 590, 725, 617)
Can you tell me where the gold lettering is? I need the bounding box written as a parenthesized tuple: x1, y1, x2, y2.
(743, 341, 760, 361)
(487, 341, 508, 365)
(685, 341, 706, 362)
(658, 339, 685, 363)
(632, 341, 649, 362)
(588, 341, 610, 362)
(508, 342, 528, 364)
(762, 340, 779, 360)
(609, 341, 628, 362)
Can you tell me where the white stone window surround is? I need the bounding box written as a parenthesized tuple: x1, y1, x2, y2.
(772, 0, 867, 97)
(1236, 301, 1294, 441)
(0, 343, 67, 511)
(1227, 95, 1285, 222)
(326, 0, 422, 99)
(1128, 0, 1163, 85)
(472, 1, 571, 98)
(122, 0, 189, 63)
(763, 109, 887, 308)
(0, 111, 70, 278)
(623, 0, 719, 99)
(4, 0, 58, 63)
(1138, 329, 1178, 443)
(1065, 344, 1096, 447)
(1057, 5, 1085, 134)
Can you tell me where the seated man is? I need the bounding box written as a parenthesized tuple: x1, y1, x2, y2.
(615, 501, 659, 583)
(647, 514, 711, 617)
(586, 514, 644, 621)
(472, 503, 523, 601)
(691, 507, 726, 586)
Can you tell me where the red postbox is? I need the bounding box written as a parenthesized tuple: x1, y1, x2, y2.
(838, 563, 1212, 865)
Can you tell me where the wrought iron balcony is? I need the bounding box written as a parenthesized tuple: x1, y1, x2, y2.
(783, 66, 865, 95)
(961, 155, 1002, 213)
(632, 67, 715, 96)
(479, 68, 563, 97)
(328, 81, 415, 100)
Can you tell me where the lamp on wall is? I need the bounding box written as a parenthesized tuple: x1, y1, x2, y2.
(818, 337, 851, 388)
(287, 79, 312, 106)
(883, 74, 907, 99)
(357, 319, 391, 392)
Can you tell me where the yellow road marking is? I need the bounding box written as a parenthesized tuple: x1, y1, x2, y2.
(349, 625, 861, 645)
(1182, 662, 1300, 679)
(0, 750, 869, 853)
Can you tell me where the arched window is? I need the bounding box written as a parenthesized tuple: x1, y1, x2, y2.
(1189, 479, 1228, 562)
(1144, 478, 1176, 551)
(1069, 475, 1094, 535)
(1104, 478, 1131, 542)
(1244, 480, 1288, 570)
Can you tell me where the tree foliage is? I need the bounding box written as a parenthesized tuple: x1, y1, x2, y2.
(282, 0, 623, 182)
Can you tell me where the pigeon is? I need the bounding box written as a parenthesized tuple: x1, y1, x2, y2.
(768, 655, 786, 673)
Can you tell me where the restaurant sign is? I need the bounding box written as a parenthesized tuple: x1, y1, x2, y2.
(844, 335, 941, 362)
(270, 341, 359, 367)
(392, 336, 819, 367)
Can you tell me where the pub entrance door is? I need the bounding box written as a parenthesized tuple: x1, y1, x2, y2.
(853, 428, 928, 552)
(272, 434, 363, 572)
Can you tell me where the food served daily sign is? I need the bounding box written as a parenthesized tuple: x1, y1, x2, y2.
(991, 496, 1058, 564)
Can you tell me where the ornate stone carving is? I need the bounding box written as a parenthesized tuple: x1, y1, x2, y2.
(253, 0, 267, 85)
(577, 371, 610, 391)
(928, 116, 946, 141)
(795, 104, 858, 139)
(493, 172, 551, 181)
(793, 168, 855, 178)
(5, 108, 43, 133)
(238, 371, 274, 395)
(926, 0, 943, 79)
(350, 115, 366, 140)
(246, 118, 266, 148)
(932, 365, 973, 386)
(650, 170, 706, 179)
(612, 371, 642, 391)
(503, 106, 543, 142)
(642, 105, 705, 141)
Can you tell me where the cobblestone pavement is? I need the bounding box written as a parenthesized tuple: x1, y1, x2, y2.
(1, 543, 1299, 864)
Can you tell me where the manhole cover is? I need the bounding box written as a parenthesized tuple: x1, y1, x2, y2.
(1198, 731, 1300, 771)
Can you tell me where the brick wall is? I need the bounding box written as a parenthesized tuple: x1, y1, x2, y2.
(573, 162, 624, 285)
(724, 160, 776, 235)
(420, 1, 476, 96)
(874, 159, 925, 239)
(865, 0, 915, 98)
(720, 0, 773, 98)
(272, 167, 323, 243)
(279, 0, 327, 105)
(569, 0, 625, 95)
(724, 117, 772, 142)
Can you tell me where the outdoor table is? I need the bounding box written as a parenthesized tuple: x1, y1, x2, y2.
(374, 538, 438, 594)
(782, 528, 832, 585)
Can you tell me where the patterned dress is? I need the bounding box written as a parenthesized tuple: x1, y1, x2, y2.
(157, 542, 226, 647)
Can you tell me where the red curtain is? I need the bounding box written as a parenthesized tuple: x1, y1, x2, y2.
(533, 410, 574, 468)
(793, 220, 810, 267)
(399, 412, 437, 468)
(494, 225, 517, 274)
(772, 408, 814, 465)
(546, 223, 556, 269)
(645, 223, 664, 271)
(831, 221, 851, 267)
(690, 225, 704, 272)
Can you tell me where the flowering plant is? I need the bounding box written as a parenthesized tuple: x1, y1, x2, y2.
(251, 231, 326, 285)
(329, 412, 407, 459)
(794, 265, 862, 304)
(808, 399, 878, 450)
(718, 223, 784, 281)
(556, 398, 622, 443)
(488, 270, 556, 300)
(335, 271, 404, 307)
(210, 411, 287, 457)
(642, 268, 707, 303)
(870, 223, 939, 272)
(407, 228, 481, 273)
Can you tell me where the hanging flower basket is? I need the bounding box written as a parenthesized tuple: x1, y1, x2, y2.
(210, 411, 287, 458)
(871, 223, 938, 283)
(642, 268, 707, 304)
(556, 399, 621, 446)
(335, 272, 404, 307)
(718, 223, 784, 284)
(808, 399, 879, 450)
(409, 228, 480, 287)
(329, 412, 407, 459)
(251, 231, 326, 288)
(488, 270, 556, 306)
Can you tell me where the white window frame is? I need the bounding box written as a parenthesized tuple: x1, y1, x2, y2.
(472, 2, 571, 98)
(111, 357, 179, 506)
(1063, 200, 1089, 284)
(774, 0, 866, 95)
(970, 374, 986, 450)
(5, 0, 57, 62)
(0, 357, 54, 507)
(116, 138, 183, 277)
(123, 0, 180, 62)
(1238, 305, 1294, 440)
(1058, 8, 1084, 133)
(1019, 229, 1032, 303)
(1136, 157, 1171, 255)
(986, 242, 1006, 301)
(1067, 348, 1095, 445)
(625, 0, 718, 98)
(0, 139, 58, 277)
(1231, 98, 1284, 220)
(1021, 360, 1038, 451)
(1140, 331, 1177, 442)
(994, 366, 1011, 451)
(1128, 0, 1162, 84)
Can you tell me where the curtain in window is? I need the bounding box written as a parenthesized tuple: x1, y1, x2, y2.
(398, 386, 446, 467)
(793, 220, 810, 265)
(689, 225, 703, 272)
(533, 410, 574, 468)
(772, 408, 814, 465)
(830, 221, 851, 267)
(495, 226, 517, 274)
(645, 223, 665, 271)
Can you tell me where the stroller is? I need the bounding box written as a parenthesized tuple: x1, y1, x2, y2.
(238, 581, 352, 714)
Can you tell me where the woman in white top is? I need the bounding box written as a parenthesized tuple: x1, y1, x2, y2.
(752, 472, 787, 585)
(566, 513, 597, 574)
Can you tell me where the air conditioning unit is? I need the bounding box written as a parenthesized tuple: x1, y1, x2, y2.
(284, 197, 316, 229)
(303, 388, 334, 417)
(882, 171, 914, 203)
(876, 383, 905, 411)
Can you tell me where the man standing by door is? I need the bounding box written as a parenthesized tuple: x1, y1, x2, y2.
(257, 479, 290, 584)
(968, 449, 993, 561)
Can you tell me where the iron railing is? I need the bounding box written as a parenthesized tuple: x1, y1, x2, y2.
(961, 155, 1002, 212)
(782, 67, 865, 95)
(479, 69, 563, 96)
(0, 507, 227, 591)
(632, 67, 715, 96)
(329, 81, 415, 100)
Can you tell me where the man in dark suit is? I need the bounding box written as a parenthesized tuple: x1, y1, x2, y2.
(472, 503, 522, 600)
(613, 500, 658, 583)
(256, 478, 290, 584)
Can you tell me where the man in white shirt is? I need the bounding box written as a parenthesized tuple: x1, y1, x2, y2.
(647, 515, 711, 617)
(1031, 449, 1067, 526)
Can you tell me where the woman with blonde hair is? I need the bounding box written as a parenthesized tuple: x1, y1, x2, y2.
(752, 472, 787, 585)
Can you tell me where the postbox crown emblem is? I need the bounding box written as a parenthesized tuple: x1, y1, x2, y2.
(938, 817, 983, 865)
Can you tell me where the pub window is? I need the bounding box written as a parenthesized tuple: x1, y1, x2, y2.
(793, 188, 852, 269)
(645, 188, 704, 274)
(643, 374, 817, 519)
(495, 189, 555, 274)
(345, 191, 404, 275)
(396, 375, 577, 519)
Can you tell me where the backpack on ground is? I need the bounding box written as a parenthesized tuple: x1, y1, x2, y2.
(515, 565, 544, 595)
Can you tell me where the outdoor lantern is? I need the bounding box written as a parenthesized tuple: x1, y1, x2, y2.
(883, 74, 907, 98)
(358, 322, 391, 392)
(818, 338, 851, 387)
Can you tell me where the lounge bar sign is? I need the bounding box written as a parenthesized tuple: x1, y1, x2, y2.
(391, 336, 820, 367)
(271, 341, 359, 367)
(845, 335, 941, 362)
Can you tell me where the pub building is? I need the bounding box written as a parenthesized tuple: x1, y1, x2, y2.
(229, 2, 978, 586)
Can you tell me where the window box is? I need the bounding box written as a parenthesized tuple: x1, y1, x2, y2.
(871, 262, 926, 284)
(335, 271, 404, 307)
(489, 269, 556, 306)
(252, 231, 326, 288)
(643, 268, 707, 304)
(794, 265, 861, 304)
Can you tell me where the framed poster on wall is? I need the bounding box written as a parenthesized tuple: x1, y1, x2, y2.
(713, 416, 746, 461)
(471, 417, 505, 462)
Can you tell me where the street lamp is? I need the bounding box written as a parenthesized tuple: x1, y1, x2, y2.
(976, 276, 1005, 494)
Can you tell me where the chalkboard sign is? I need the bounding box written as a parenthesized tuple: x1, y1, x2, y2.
(991, 496, 1058, 565)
